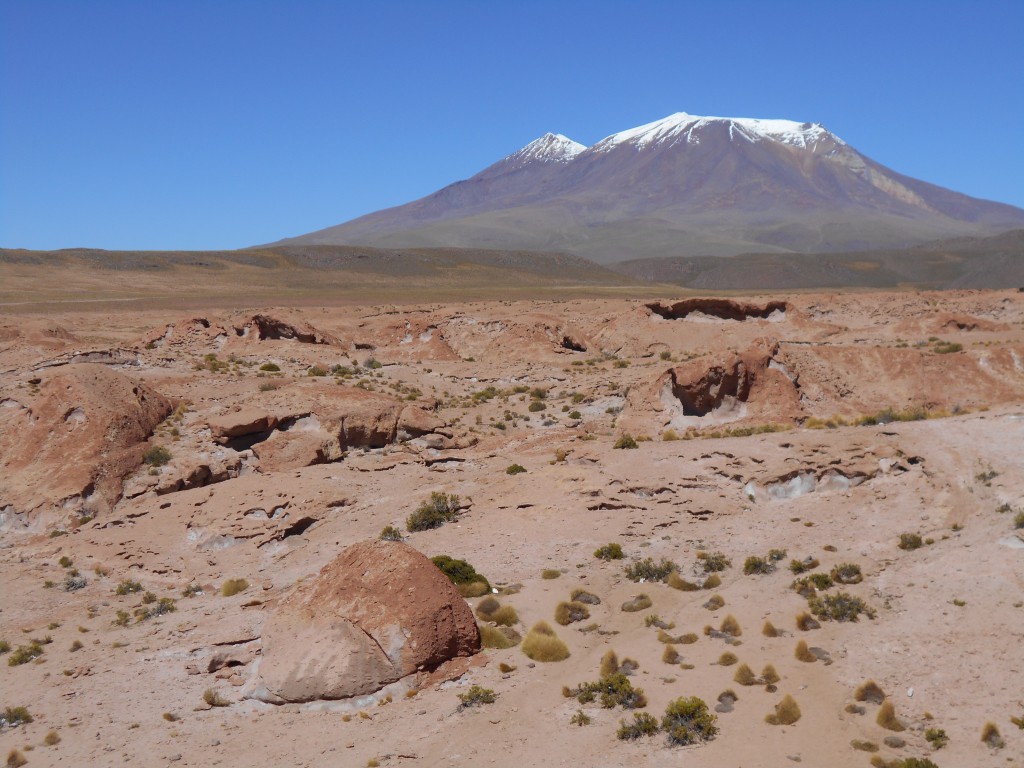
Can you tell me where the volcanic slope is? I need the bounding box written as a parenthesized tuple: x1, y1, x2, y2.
(275, 112, 1024, 262)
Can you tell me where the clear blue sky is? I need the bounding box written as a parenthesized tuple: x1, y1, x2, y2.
(1, 0, 1022, 251)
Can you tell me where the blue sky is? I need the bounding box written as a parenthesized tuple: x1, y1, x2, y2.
(1, 0, 1022, 250)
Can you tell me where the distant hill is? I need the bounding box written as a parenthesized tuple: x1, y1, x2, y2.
(611, 229, 1024, 290)
(272, 112, 1024, 263)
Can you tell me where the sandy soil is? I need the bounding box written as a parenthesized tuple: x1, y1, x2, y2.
(1, 290, 1022, 768)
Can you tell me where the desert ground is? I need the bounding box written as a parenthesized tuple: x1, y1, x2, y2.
(1, 287, 1023, 768)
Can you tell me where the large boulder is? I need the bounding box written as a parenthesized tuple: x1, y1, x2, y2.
(251, 540, 479, 703)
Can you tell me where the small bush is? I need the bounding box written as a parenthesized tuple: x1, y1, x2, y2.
(541, 569, 562, 580)
(795, 611, 820, 631)
(702, 573, 722, 589)
(599, 649, 620, 677)
(613, 434, 638, 450)
(115, 580, 142, 595)
(876, 700, 905, 731)
(765, 694, 801, 725)
(807, 592, 876, 622)
(743, 555, 774, 575)
(789, 557, 820, 574)
(594, 543, 624, 561)
(259, 362, 280, 372)
(571, 588, 601, 605)
(527, 401, 546, 412)
(762, 620, 779, 637)
(478, 624, 520, 649)
(617, 712, 659, 740)
(924, 727, 948, 749)
(761, 664, 780, 685)
(567, 672, 646, 710)
(505, 463, 527, 475)
(662, 696, 718, 745)
(7, 642, 43, 666)
(1, 707, 32, 727)
(143, 445, 172, 467)
(624, 557, 677, 582)
(662, 645, 681, 664)
(698, 551, 731, 573)
(620, 594, 652, 612)
(58, 555, 73, 568)
(203, 688, 230, 707)
(981, 721, 1004, 748)
(521, 622, 570, 662)
(64, 573, 88, 591)
(43, 729, 60, 746)
(719, 615, 741, 637)
(717, 652, 738, 666)
(554, 601, 590, 626)
(431, 555, 489, 592)
(794, 640, 816, 663)
(407, 491, 461, 532)
(457, 685, 496, 708)
(855, 680, 886, 704)
(220, 579, 249, 597)
(831, 563, 863, 584)
(703, 594, 724, 610)
(898, 532, 923, 551)
(1014, 511, 1024, 529)
(667, 572, 699, 591)
(7, 750, 27, 768)
(734, 663, 757, 685)
(379, 525, 403, 541)
(851, 739, 878, 752)
(570, 709, 591, 726)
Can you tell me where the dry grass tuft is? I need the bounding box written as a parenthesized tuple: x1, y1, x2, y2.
(876, 700, 905, 732)
(703, 594, 725, 610)
(733, 663, 757, 685)
(600, 649, 620, 677)
(762, 620, 779, 637)
(7, 750, 28, 768)
(202, 688, 230, 707)
(42, 730, 61, 746)
(521, 622, 570, 662)
(662, 645, 681, 664)
(719, 615, 741, 637)
(765, 694, 801, 725)
(795, 611, 820, 631)
(220, 578, 248, 597)
(794, 640, 816, 663)
(456, 581, 490, 598)
(621, 594, 652, 612)
(478, 624, 521, 649)
(570, 588, 601, 605)
(717, 652, 738, 666)
(677, 632, 699, 644)
(667, 572, 700, 591)
(981, 721, 1004, 749)
(850, 739, 878, 752)
(761, 664, 780, 685)
(554, 601, 590, 625)
(475, 596, 500, 617)
(854, 680, 886, 704)
(703, 573, 722, 589)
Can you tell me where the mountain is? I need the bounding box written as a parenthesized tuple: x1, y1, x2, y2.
(273, 112, 1024, 263)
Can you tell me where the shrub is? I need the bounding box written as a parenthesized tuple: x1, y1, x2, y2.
(807, 592, 876, 622)
(662, 696, 718, 745)
(743, 555, 774, 575)
(890, 760, 939, 768)
(7, 750, 27, 768)
(617, 712, 659, 740)
(70, 639, 83, 652)
(702, 573, 722, 589)
(599, 649, 620, 677)
(307, 365, 328, 377)
(662, 572, 696, 592)
(851, 739, 878, 752)
(856, 684, 888, 708)
(407, 492, 461, 532)
(620, 594, 652, 612)
(554, 601, 590, 626)
(378, 525, 403, 541)
(698, 551, 731, 572)
(624, 557, 677, 582)
(521, 622, 569, 662)
(761, 664, 780, 685)
(719, 615, 741, 637)
(662, 645, 681, 664)
(431, 555, 490, 592)
(876, 700, 905, 731)
(457, 685, 496, 708)
(568, 410, 582, 420)
(115, 579, 143, 595)
(43, 729, 60, 746)
(768, 548, 787, 562)
(570, 710, 591, 726)
(259, 362, 280, 372)
(505, 464, 527, 475)
(570, 588, 601, 605)
(613, 434, 638, 450)
(898, 533, 923, 551)
(703, 594, 724, 610)
(58, 555, 73, 568)
(1, 707, 32, 727)
(567, 672, 646, 710)
(1014, 511, 1024, 529)
(762, 620, 779, 637)
(924, 727, 948, 749)
(7, 642, 43, 666)
(789, 557, 820, 574)
(795, 611, 820, 631)
(794, 640, 816, 663)
(541, 569, 562, 580)
(203, 688, 230, 707)
(527, 401, 546, 412)
(64, 573, 88, 591)
(981, 721, 1004, 748)
(143, 445, 172, 467)
(765, 694, 801, 725)
(717, 652, 738, 666)
(594, 543, 624, 561)
(831, 563, 863, 584)
(478, 624, 520, 649)
(792, 572, 834, 597)
(220, 579, 248, 597)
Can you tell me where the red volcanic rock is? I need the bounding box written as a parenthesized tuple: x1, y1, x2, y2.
(207, 408, 278, 441)
(0, 364, 173, 525)
(252, 540, 479, 703)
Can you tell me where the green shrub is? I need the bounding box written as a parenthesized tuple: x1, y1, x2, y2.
(789, 557, 819, 574)
(431, 555, 490, 591)
(407, 492, 461, 532)
(58, 555, 73, 568)
(594, 543, 624, 561)
(554, 601, 590, 625)
(0, 707, 32, 727)
(307, 365, 328, 377)
(831, 563, 863, 584)
(613, 434, 638, 449)
(792, 572, 834, 597)
(568, 672, 647, 710)
(521, 621, 569, 662)
(143, 445, 172, 467)
(7, 642, 43, 666)
(662, 696, 718, 745)
(698, 551, 731, 572)
(807, 592, 876, 622)
(379, 525, 403, 541)
(527, 401, 546, 412)
(898, 532, 923, 551)
(505, 464, 527, 475)
(570, 710, 591, 726)
(743, 555, 774, 575)
(624, 557, 677, 582)
(457, 685, 495, 708)
(617, 712, 659, 740)
(220, 579, 248, 597)
(924, 727, 948, 749)
(259, 362, 280, 372)
(115, 580, 143, 595)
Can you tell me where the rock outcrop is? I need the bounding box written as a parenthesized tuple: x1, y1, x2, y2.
(251, 540, 479, 703)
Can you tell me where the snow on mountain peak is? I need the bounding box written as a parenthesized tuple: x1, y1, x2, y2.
(592, 112, 843, 152)
(507, 132, 587, 165)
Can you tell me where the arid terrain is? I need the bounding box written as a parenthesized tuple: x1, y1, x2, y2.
(2, 287, 1023, 768)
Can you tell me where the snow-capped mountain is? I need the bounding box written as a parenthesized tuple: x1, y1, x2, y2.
(273, 112, 1024, 263)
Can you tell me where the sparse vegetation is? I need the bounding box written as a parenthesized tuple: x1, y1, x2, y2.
(667, 572, 700, 591)
(762, 620, 779, 637)
(457, 685, 496, 708)
(981, 721, 1004, 748)
(1, 707, 32, 728)
(143, 445, 172, 467)
(478, 624, 520, 649)
(807, 592, 876, 622)
(789, 557, 820, 574)
(877, 700, 905, 731)
(7, 642, 44, 667)
(202, 688, 230, 707)
(831, 563, 863, 584)
(898, 532, 923, 551)
(554, 601, 590, 625)
(620, 594, 652, 612)
(613, 434, 638, 449)
(794, 640, 816, 662)
(617, 712, 659, 740)
(719, 615, 741, 636)
(924, 727, 948, 749)
(431, 555, 490, 595)
(698, 551, 731, 572)
(7, 749, 27, 768)
(624, 557, 677, 582)
(115, 579, 143, 595)
(855, 680, 886, 704)
(570, 709, 591, 726)
(378, 525, 403, 541)
(407, 491, 461, 532)
(743, 555, 775, 575)
(505, 463, 527, 475)
(541, 568, 562, 580)
(765, 694, 801, 725)
(662, 696, 718, 745)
